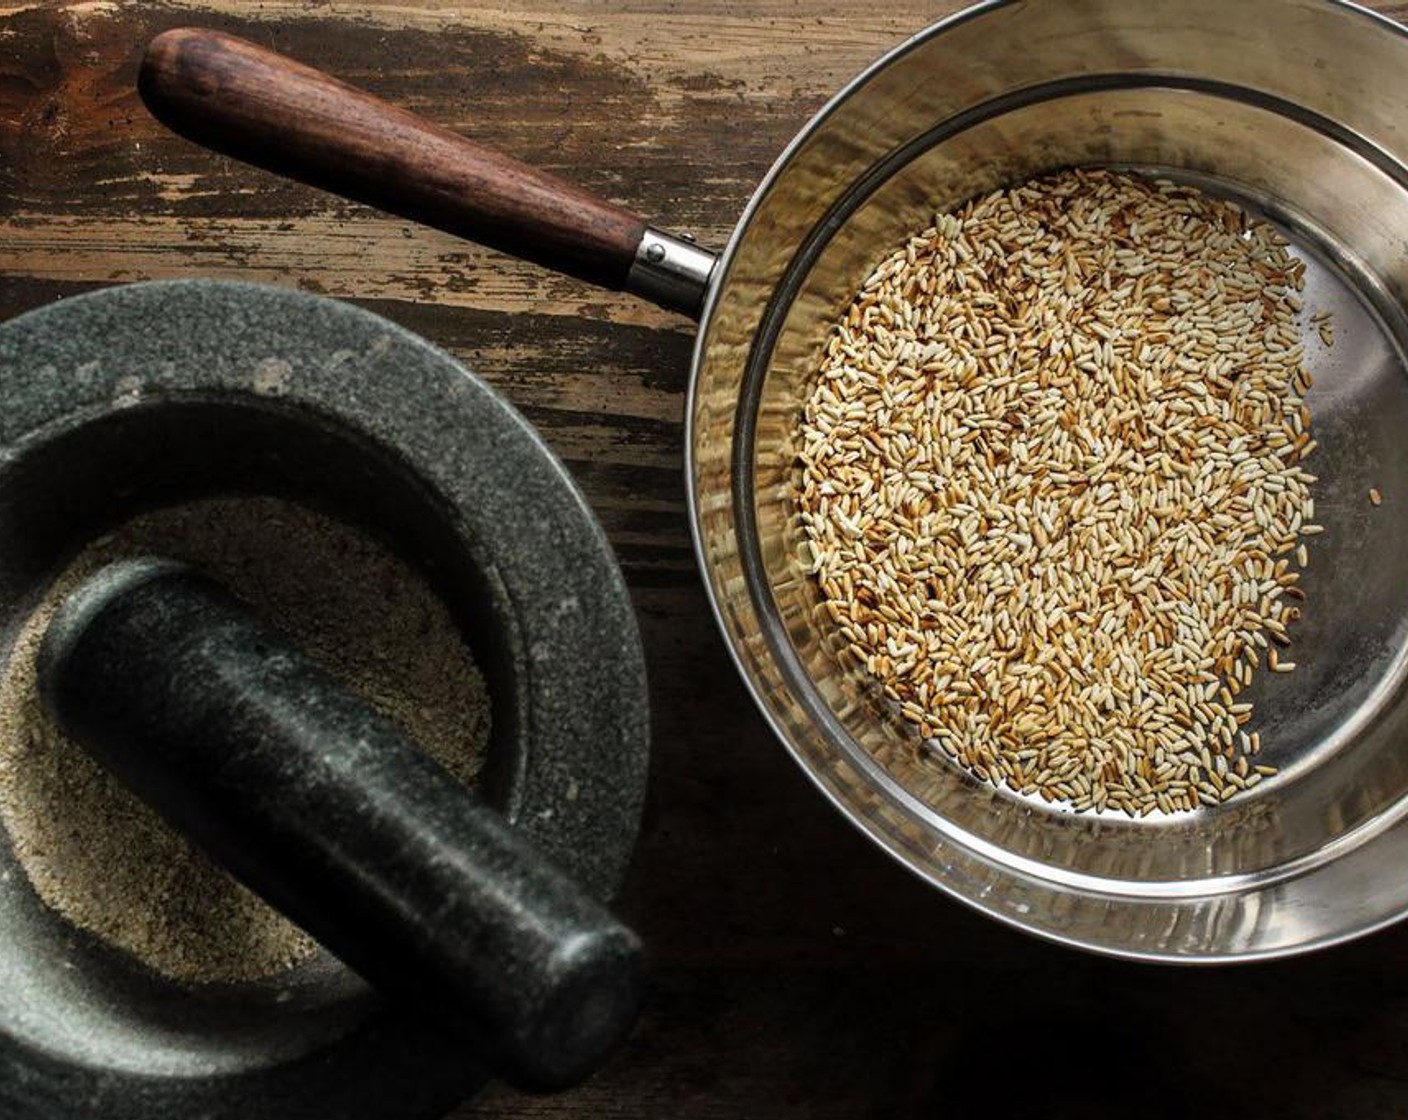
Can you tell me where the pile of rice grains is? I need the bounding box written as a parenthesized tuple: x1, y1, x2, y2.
(795, 169, 1326, 816)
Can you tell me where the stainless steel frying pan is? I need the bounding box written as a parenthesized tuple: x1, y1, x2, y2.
(141, 0, 1408, 960)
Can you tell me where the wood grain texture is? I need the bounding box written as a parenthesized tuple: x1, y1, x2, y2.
(7, 3, 1408, 1118)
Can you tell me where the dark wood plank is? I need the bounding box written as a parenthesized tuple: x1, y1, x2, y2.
(7, 3, 1408, 1118)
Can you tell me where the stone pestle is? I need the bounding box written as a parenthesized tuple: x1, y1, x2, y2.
(37, 556, 643, 1092)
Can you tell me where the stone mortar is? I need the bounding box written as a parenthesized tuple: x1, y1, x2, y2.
(0, 280, 649, 1120)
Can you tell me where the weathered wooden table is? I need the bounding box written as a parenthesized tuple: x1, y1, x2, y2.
(8, 2, 1408, 1116)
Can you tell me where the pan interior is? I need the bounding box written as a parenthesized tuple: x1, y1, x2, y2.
(747, 85, 1408, 892)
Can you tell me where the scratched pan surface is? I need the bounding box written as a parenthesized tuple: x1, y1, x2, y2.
(689, 0, 1408, 959)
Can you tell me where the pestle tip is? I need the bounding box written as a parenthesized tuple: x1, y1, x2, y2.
(507, 926, 644, 1091)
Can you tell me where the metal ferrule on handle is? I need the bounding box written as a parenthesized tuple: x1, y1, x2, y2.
(626, 228, 717, 319)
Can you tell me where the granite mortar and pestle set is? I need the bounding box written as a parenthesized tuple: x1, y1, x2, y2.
(0, 41, 651, 1118)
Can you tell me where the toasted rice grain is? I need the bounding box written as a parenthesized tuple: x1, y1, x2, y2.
(795, 169, 1318, 815)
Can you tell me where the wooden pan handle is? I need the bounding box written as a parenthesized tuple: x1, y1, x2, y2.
(139, 28, 648, 290)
